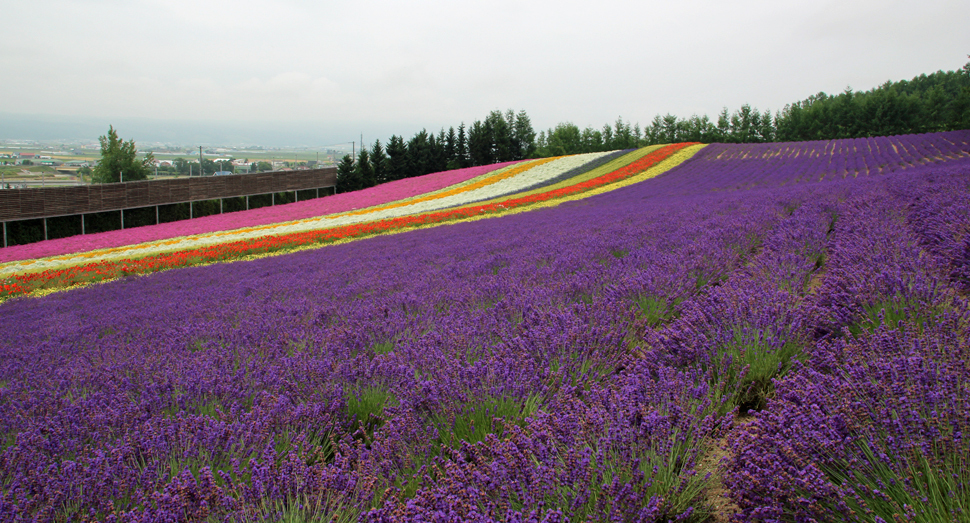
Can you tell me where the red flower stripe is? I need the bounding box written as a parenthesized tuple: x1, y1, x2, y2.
(1, 143, 694, 299)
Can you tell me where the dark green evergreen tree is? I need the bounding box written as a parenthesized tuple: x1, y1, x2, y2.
(200, 158, 218, 175)
(386, 135, 408, 181)
(487, 110, 513, 162)
(356, 148, 374, 189)
(173, 157, 192, 175)
(467, 119, 494, 166)
(513, 110, 536, 159)
(432, 129, 448, 173)
(456, 123, 468, 168)
(758, 109, 775, 142)
(335, 154, 358, 193)
(371, 140, 388, 184)
(444, 127, 458, 169)
(407, 129, 432, 177)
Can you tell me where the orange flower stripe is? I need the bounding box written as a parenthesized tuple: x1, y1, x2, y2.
(0, 145, 694, 299)
(10, 161, 555, 270)
(329, 156, 560, 219)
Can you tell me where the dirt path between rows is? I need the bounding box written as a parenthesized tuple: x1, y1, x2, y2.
(697, 414, 756, 522)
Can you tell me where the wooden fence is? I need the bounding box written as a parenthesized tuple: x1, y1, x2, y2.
(0, 168, 337, 221)
(1, 168, 338, 248)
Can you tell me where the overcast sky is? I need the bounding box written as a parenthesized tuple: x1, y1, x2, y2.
(2, 0, 968, 146)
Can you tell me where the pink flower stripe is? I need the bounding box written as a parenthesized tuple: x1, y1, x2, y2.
(0, 161, 523, 264)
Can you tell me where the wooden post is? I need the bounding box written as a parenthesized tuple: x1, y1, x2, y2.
(246, 195, 249, 210)
(81, 214, 86, 235)
(190, 201, 194, 219)
(2, 221, 6, 248)
(43, 218, 48, 241)
(120, 209, 125, 230)
(156, 205, 159, 225)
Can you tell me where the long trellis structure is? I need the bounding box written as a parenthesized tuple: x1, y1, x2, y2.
(1, 168, 337, 248)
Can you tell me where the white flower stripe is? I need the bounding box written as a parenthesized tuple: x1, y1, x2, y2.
(1, 152, 613, 277)
(0, 162, 527, 276)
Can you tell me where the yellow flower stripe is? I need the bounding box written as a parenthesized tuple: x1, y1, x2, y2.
(2, 148, 695, 280)
(6, 145, 706, 299)
(308, 161, 528, 219)
(0, 159, 562, 277)
(172, 146, 706, 269)
(0, 162, 539, 274)
(444, 144, 705, 218)
(326, 156, 560, 219)
(467, 145, 665, 207)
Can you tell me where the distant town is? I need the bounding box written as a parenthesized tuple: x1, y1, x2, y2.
(0, 139, 350, 189)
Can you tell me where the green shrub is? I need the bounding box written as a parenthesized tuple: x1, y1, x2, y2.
(223, 196, 247, 213)
(431, 393, 541, 448)
(158, 203, 190, 223)
(633, 295, 683, 327)
(123, 206, 157, 229)
(5, 218, 44, 245)
(710, 325, 804, 413)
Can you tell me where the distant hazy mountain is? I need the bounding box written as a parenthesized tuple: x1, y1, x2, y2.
(0, 113, 358, 148)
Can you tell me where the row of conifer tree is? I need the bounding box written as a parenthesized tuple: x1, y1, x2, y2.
(336, 60, 970, 193)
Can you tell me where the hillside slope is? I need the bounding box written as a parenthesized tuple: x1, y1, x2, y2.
(0, 131, 968, 522)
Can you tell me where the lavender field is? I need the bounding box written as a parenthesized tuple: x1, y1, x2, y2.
(1, 131, 969, 522)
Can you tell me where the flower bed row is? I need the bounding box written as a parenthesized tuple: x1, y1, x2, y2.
(334, 151, 616, 218)
(0, 155, 605, 278)
(458, 148, 634, 207)
(0, 139, 781, 522)
(724, 171, 970, 521)
(0, 144, 697, 299)
(0, 161, 526, 265)
(2, 132, 969, 521)
(331, 156, 559, 218)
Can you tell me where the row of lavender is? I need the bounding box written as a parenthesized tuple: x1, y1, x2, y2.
(0, 163, 775, 521)
(657, 134, 970, 521)
(1, 131, 968, 521)
(724, 164, 970, 522)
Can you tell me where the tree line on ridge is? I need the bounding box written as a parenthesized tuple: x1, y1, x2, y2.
(335, 59, 970, 193)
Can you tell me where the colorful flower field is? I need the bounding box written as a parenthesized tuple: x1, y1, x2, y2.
(0, 161, 528, 265)
(0, 131, 969, 522)
(0, 144, 694, 298)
